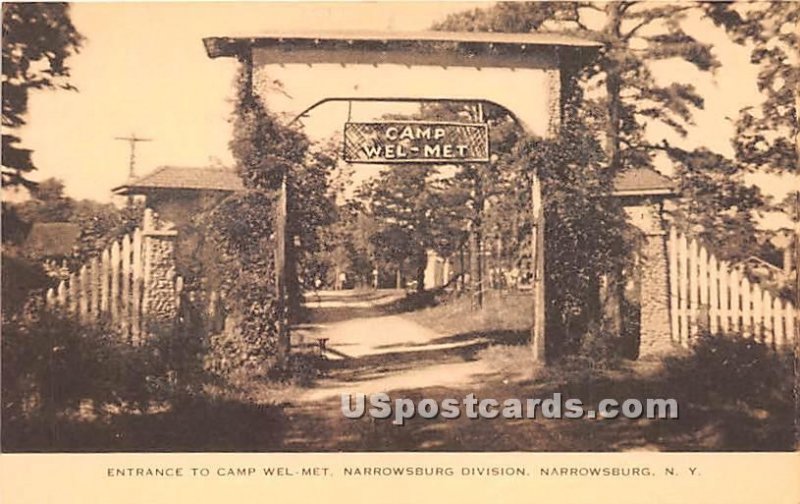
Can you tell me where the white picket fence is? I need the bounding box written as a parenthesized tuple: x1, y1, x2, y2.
(668, 226, 797, 348)
(44, 225, 182, 342)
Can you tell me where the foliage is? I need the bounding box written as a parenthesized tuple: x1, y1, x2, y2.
(196, 190, 280, 374)
(1, 304, 201, 449)
(434, 2, 792, 328)
(2, 3, 82, 188)
(709, 3, 798, 175)
(358, 165, 438, 292)
(674, 332, 795, 407)
(435, 2, 720, 174)
(288, 140, 339, 303)
(519, 119, 634, 354)
(666, 147, 768, 262)
(8, 177, 143, 267)
(193, 66, 335, 375)
(1, 251, 51, 319)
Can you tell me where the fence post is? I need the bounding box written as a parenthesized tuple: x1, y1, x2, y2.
(742, 277, 752, 337)
(132, 228, 143, 343)
(78, 265, 89, 322)
(719, 261, 730, 333)
(68, 272, 78, 315)
(121, 234, 132, 340)
(100, 249, 110, 314)
(668, 227, 679, 343)
(709, 255, 719, 334)
(678, 233, 689, 345)
(141, 224, 179, 338)
(110, 241, 120, 322)
(637, 215, 672, 356)
(90, 257, 100, 318)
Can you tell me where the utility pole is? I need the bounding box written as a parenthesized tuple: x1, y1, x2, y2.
(115, 133, 152, 179)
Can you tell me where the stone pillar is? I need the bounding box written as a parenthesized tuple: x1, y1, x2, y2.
(625, 202, 672, 356)
(141, 218, 179, 338)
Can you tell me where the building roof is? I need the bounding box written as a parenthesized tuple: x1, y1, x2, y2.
(611, 167, 676, 197)
(204, 30, 602, 60)
(114, 166, 675, 198)
(734, 255, 783, 273)
(112, 166, 245, 195)
(23, 222, 81, 257)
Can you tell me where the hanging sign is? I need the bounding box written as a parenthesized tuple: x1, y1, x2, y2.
(343, 121, 489, 164)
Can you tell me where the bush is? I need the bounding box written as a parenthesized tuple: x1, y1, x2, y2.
(668, 332, 795, 407)
(1, 306, 202, 449)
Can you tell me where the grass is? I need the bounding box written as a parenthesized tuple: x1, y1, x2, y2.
(402, 289, 533, 336)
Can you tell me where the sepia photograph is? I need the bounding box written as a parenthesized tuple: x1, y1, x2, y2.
(1, 0, 798, 459)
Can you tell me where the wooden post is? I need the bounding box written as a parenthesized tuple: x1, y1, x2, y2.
(100, 249, 110, 314)
(752, 283, 764, 341)
(730, 267, 741, 333)
(90, 257, 100, 318)
(784, 301, 795, 347)
(57, 280, 68, 308)
(709, 255, 719, 335)
(719, 261, 730, 333)
(668, 227, 679, 343)
(68, 272, 78, 315)
(742, 277, 752, 337)
(132, 228, 143, 341)
(699, 245, 709, 331)
(530, 167, 546, 362)
(274, 172, 290, 369)
(688, 239, 698, 340)
(78, 265, 89, 322)
(774, 298, 785, 347)
(111, 241, 120, 323)
(121, 234, 132, 339)
(678, 233, 689, 345)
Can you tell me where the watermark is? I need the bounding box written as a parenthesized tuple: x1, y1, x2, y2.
(341, 393, 678, 426)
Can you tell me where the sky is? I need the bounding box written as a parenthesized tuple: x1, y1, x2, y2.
(4, 1, 797, 229)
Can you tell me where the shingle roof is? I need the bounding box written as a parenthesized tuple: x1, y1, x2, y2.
(23, 222, 81, 257)
(112, 166, 245, 195)
(612, 167, 675, 196)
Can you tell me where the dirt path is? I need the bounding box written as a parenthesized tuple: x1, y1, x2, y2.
(292, 290, 491, 401)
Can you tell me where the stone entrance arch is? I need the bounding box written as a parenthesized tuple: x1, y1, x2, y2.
(203, 31, 603, 362)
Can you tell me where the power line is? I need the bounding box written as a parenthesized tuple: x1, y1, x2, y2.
(115, 133, 152, 179)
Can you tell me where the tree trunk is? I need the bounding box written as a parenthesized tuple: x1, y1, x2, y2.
(600, 2, 624, 335)
(469, 222, 483, 310)
(470, 168, 485, 310)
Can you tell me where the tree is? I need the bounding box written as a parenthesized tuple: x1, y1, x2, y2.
(666, 147, 767, 262)
(2, 3, 82, 188)
(435, 2, 719, 175)
(708, 2, 799, 308)
(707, 3, 798, 175)
(358, 165, 437, 293)
(10, 177, 142, 266)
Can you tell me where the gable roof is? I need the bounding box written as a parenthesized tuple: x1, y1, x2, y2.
(23, 222, 81, 257)
(734, 255, 783, 273)
(612, 167, 676, 197)
(112, 166, 245, 195)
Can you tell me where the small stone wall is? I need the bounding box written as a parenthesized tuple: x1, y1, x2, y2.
(141, 210, 179, 336)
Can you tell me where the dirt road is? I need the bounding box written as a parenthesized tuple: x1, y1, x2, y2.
(292, 289, 492, 401)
